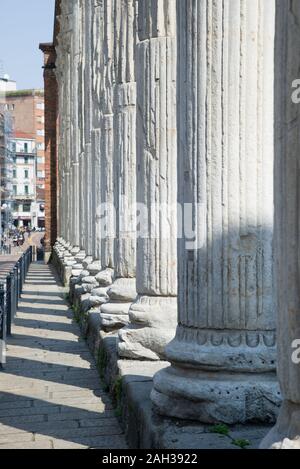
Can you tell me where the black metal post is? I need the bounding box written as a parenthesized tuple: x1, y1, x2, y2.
(0, 282, 6, 365)
(13, 266, 18, 319)
(6, 274, 12, 336)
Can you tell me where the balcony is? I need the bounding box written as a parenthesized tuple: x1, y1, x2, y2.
(12, 193, 35, 201)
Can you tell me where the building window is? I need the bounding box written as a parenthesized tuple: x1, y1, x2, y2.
(13, 169, 17, 179)
(24, 156, 29, 164)
(36, 103, 44, 110)
(24, 143, 28, 153)
(37, 143, 45, 151)
(37, 157, 45, 164)
(24, 185, 29, 195)
(23, 203, 31, 213)
(37, 171, 45, 178)
(37, 130, 45, 137)
(13, 185, 17, 195)
(24, 170, 29, 179)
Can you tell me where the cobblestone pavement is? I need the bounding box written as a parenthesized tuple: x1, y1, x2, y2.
(0, 262, 127, 449)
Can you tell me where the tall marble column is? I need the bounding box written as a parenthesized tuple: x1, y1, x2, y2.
(69, 0, 81, 254)
(54, 1, 83, 282)
(152, 0, 280, 423)
(261, 0, 300, 448)
(118, 0, 178, 360)
(55, 1, 72, 252)
(73, 0, 116, 309)
(87, 0, 116, 283)
(100, 0, 137, 330)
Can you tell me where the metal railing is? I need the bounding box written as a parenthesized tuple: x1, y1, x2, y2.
(0, 246, 32, 365)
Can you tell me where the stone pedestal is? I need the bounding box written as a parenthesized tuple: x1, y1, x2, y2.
(118, 0, 178, 360)
(261, 0, 300, 448)
(152, 0, 280, 423)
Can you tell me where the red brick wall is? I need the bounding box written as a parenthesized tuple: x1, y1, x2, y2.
(39, 44, 58, 255)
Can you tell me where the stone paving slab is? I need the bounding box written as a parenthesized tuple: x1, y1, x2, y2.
(0, 262, 127, 449)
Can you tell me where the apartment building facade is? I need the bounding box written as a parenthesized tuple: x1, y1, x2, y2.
(10, 133, 44, 228)
(6, 89, 46, 228)
(0, 111, 13, 234)
(0, 76, 15, 234)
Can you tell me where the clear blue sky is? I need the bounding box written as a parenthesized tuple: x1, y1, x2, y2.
(0, 0, 55, 90)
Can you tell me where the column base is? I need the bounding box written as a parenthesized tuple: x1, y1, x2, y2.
(152, 366, 281, 424)
(118, 295, 177, 361)
(260, 400, 300, 448)
(100, 277, 137, 331)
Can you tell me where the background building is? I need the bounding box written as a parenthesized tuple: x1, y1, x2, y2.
(0, 111, 13, 234)
(10, 133, 43, 228)
(6, 89, 46, 229)
(0, 76, 15, 237)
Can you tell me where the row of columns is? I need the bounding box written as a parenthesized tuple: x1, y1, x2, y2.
(53, 0, 300, 448)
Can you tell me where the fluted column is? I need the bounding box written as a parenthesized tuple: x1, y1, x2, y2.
(152, 0, 280, 423)
(89, 0, 116, 281)
(99, 0, 115, 277)
(70, 0, 80, 252)
(118, 0, 178, 360)
(81, 0, 93, 258)
(56, 1, 72, 250)
(261, 1, 300, 448)
(100, 0, 137, 330)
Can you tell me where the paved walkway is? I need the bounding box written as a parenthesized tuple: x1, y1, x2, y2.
(0, 262, 127, 449)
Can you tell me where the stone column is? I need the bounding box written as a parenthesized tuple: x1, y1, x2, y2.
(99, 0, 137, 330)
(84, 0, 116, 286)
(99, 0, 115, 282)
(152, 0, 280, 423)
(69, 0, 81, 260)
(261, 1, 300, 448)
(55, 1, 76, 278)
(70, 0, 116, 313)
(118, 0, 178, 360)
(57, 1, 86, 283)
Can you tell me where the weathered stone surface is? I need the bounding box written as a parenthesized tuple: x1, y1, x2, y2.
(118, 0, 178, 359)
(95, 269, 114, 287)
(100, 315, 129, 330)
(87, 261, 102, 276)
(119, 296, 177, 361)
(82, 257, 94, 269)
(152, 367, 280, 424)
(82, 276, 98, 285)
(88, 296, 108, 308)
(101, 302, 132, 317)
(79, 270, 90, 279)
(71, 269, 82, 277)
(81, 283, 98, 294)
(261, 0, 300, 448)
(107, 278, 137, 302)
(74, 251, 86, 262)
(91, 287, 109, 298)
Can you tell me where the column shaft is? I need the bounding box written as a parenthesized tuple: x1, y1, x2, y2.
(152, 0, 280, 424)
(261, 0, 300, 448)
(118, 0, 178, 360)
